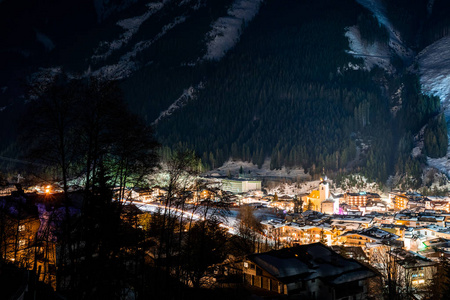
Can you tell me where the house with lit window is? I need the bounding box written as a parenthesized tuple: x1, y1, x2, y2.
(393, 194, 409, 211)
(343, 191, 381, 207)
(242, 243, 379, 298)
(340, 227, 400, 249)
(390, 248, 436, 290)
(0, 194, 40, 267)
(278, 224, 342, 246)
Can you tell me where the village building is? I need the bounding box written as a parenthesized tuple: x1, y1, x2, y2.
(390, 248, 436, 289)
(342, 191, 381, 207)
(221, 178, 261, 194)
(340, 227, 400, 249)
(304, 178, 337, 214)
(242, 243, 379, 298)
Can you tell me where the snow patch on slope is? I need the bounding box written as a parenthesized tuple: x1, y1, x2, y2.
(204, 159, 310, 181)
(427, 155, 450, 176)
(419, 35, 450, 174)
(345, 25, 392, 71)
(346, 0, 413, 70)
(93, 15, 187, 80)
(92, 1, 168, 62)
(153, 82, 204, 125)
(354, 0, 414, 63)
(203, 0, 263, 61)
(419, 35, 450, 107)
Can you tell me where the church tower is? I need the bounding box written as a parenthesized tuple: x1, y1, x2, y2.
(319, 177, 330, 201)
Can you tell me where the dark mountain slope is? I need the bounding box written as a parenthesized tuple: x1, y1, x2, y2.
(155, 0, 401, 181)
(0, 0, 448, 185)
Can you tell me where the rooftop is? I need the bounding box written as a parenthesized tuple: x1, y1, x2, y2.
(247, 243, 378, 284)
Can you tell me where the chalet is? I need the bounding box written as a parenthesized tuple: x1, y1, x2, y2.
(242, 243, 378, 299)
(278, 224, 341, 246)
(390, 248, 436, 289)
(340, 227, 399, 248)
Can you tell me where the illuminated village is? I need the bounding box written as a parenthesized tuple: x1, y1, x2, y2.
(2, 171, 449, 299)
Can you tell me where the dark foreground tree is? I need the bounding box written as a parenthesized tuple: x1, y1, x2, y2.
(20, 73, 159, 298)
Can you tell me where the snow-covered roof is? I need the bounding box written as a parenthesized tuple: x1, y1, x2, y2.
(247, 243, 378, 285)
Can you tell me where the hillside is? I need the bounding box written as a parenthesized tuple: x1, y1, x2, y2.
(1, 0, 450, 186)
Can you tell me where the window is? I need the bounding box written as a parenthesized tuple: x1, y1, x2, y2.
(19, 240, 27, 247)
(18, 225, 25, 232)
(244, 262, 249, 268)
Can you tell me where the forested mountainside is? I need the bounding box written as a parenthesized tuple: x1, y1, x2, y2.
(1, 0, 450, 186)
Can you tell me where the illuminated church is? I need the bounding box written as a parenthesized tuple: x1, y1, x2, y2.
(305, 177, 338, 214)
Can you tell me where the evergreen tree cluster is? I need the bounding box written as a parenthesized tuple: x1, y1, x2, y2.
(156, 0, 390, 177)
(149, 0, 447, 184)
(424, 114, 448, 158)
(357, 12, 389, 46)
(384, 0, 428, 48)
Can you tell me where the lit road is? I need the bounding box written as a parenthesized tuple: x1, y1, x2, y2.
(132, 202, 239, 234)
(131, 201, 279, 242)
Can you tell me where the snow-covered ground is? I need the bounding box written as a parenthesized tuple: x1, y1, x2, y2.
(419, 35, 450, 175)
(333, 174, 382, 195)
(345, 25, 392, 71)
(266, 181, 321, 197)
(203, 159, 309, 180)
(419, 35, 450, 110)
(203, 0, 263, 61)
